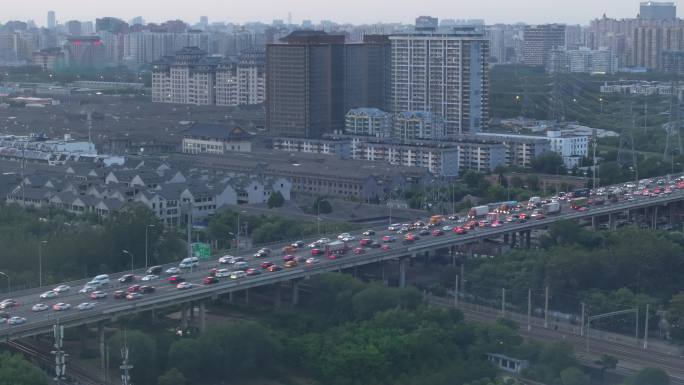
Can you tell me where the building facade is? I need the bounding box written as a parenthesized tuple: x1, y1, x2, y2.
(523, 24, 566, 67)
(181, 123, 252, 154)
(393, 111, 443, 140)
(345, 108, 392, 137)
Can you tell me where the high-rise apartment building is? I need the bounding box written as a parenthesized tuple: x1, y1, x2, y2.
(266, 31, 346, 138)
(66, 20, 82, 36)
(523, 24, 566, 67)
(215, 50, 265, 106)
(389, 21, 490, 136)
(640, 2, 676, 21)
(47, 11, 56, 30)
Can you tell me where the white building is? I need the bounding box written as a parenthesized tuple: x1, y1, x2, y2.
(548, 47, 618, 74)
(393, 111, 443, 140)
(345, 108, 392, 137)
(182, 123, 253, 155)
(389, 21, 490, 136)
(215, 50, 265, 106)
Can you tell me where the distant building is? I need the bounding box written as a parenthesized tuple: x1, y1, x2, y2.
(548, 47, 618, 74)
(351, 138, 460, 176)
(182, 123, 252, 154)
(640, 2, 676, 20)
(663, 50, 684, 75)
(345, 108, 392, 137)
(47, 11, 56, 30)
(523, 24, 566, 67)
(390, 21, 490, 136)
(32, 47, 65, 71)
(65, 20, 82, 36)
(64, 36, 106, 68)
(486, 353, 529, 374)
(393, 111, 444, 141)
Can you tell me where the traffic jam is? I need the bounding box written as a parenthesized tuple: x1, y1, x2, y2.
(2, 175, 683, 326)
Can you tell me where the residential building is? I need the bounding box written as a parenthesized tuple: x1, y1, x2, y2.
(64, 36, 106, 68)
(389, 20, 490, 136)
(393, 111, 444, 140)
(272, 136, 352, 158)
(471, 133, 549, 168)
(523, 24, 566, 67)
(345, 108, 392, 137)
(548, 47, 618, 74)
(266, 31, 346, 138)
(181, 123, 252, 154)
(47, 11, 56, 30)
(640, 2, 677, 21)
(215, 50, 266, 106)
(663, 50, 684, 74)
(451, 137, 507, 173)
(350, 138, 460, 176)
(32, 47, 65, 71)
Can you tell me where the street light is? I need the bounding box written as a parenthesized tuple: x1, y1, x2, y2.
(38, 240, 47, 287)
(122, 250, 134, 273)
(0, 271, 9, 293)
(236, 210, 247, 251)
(145, 225, 155, 269)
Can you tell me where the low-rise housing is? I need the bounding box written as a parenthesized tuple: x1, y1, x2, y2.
(182, 123, 252, 155)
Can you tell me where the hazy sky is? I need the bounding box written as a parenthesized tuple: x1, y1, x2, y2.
(2, 0, 675, 26)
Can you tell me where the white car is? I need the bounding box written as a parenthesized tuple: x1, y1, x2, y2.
(176, 282, 193, 290)
(442, 225, 454, 232)
(79, 285, 98, 294)
(40, 290, 58, 299)
(341, 235, 355, 242)
(90, 291, 107, 299)
(141, 274, 158, 281)
(218, 255, 235, 264)
(179, 257, 199, 269)
(306, 257, 319, 264)
(53, 285, 70, 293)
(32, 303, 49, 312)
(318, 238, 330, 244)
(337, 233, 351, 240)
(230, 271, 246, 279)
(76, 302, 96, 311)
(52, 303, 71, 311)
(165, 267, 180, 275)
(215, 268, 232, 278)
(7, 316, 26, 325)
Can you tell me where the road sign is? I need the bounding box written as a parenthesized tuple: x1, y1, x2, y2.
(191, 242, 211, 259)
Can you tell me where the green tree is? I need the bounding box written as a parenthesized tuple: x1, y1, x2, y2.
(167, 339, 202, 379)
(267, 191, 285, 208)
(0, 352, 48, 385)
(626, 367, 670, 385)
(157, 368, 186, 385)
(667, 292, 684, 342)
(108, 330, 158, 384)
(595, 355, 618, 383)
(531, 152, 566, 175)
(560, 367, 590, 385)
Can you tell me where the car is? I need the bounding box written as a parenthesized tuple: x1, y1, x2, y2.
(203, 276, 219, 285)
(316, 238, 330, 245)
(126, 292, 143, 300)
(246, 268, 261, 276)
(453, 227, 467, 235)
(219, 255, 242, 264)
(179, 257, 199, 269)
(432, 229, 444, 236)
(311, 248, 323, 256)
(419, 229, 431, 236)
(113, 290, 127, 299)
(141, 274, 158, 281)
(260, 261, 274, 269)
(127, 285, 141, 293)
(140, 286, 155, 294)
(90, 291, 107, 300)
(165, 267, 180, 275)
(0, 311, 9, 322)
(337, 232, 351, 240)
(53, 285, 70, 293)
(362, 230, 376, 236)
(91, 274, 110, 285)
(118, 274, 135, 283)
(231, 270, 247, 279)
(176, 282, 193, 290)
(283, 254, 296, 262)
(32, 303, 49, 312)
(442, 225, 454, 232)
(353, 247, 366, 255)
(233, 261, 249, 270)
(284, 260, 298, 268)
(146, 265, 163, 275)
(40, 290, 58, 299)
(369, 241, 382, 249)
(267, 265, 281, 272)
(168, 275, 185, 284)
(52, 303, 71, 311)
(359, 238, 373, 246)
(0, 299, 18, 309)
(77, 302, 96, 311)
(292, 240, 306, 248)
(491, 220, 503, 228)
(341, 235, 355, 242)
(382, 235, 396, 243)
(7, 316, 26, 325)
(215, 268, 232, 278)
(78, 285, 98, 294)
(381, 244, 391, 251)
(306, 257, 319, 264)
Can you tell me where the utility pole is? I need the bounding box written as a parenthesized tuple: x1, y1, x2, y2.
(454, 274, 459, 307)
(527, 288, 532, 331)
(145, 224, 155, 269)
(580, 302, 586, 336)
(501, 288, 506, 317)
(544, 286, 549, 329)
(38, 240, 47, 287)
(120, 332, 133, 385)
(460, 263, 465, 298)
(644, 304, 650, 350)
(186, 202, 192, 259)
(52, 323, 67, 384)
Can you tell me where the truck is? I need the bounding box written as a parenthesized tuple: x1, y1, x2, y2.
(542, 201, 561, 215)
(468, 205, 490, 218)
(325, 240, 349, 256)
(570, 197, 588, 210)
(430, 215, 446, 226)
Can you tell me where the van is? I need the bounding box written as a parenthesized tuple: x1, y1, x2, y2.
(91, 274, 110, 285)
(179, 257, 199, 269)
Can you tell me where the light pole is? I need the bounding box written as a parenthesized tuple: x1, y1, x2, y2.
(122, 250, 134, 273)
(0, 271, 9, 292)
(236, 210, 246, 251)
(145, 225, 155, 269)
(38, 240, 47, 287)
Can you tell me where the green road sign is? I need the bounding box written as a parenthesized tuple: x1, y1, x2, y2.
(191, 242, 211, 259)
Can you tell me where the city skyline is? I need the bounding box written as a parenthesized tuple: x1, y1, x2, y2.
(1, 0, 678, 26)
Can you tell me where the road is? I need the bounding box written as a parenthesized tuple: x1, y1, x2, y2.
(0, 175, 683, 342)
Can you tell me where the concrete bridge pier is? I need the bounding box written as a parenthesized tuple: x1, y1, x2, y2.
(198, 301, 206, 333)
(244, 288, 249, 304)
(503, 233, 510, 244)
(399, 257, 408, 288)
(652, 206, 658, 230)
(511, 232, 517, 248)
(591, 216, 599, 231)
(229, 291, 235, 304)
(609, 213, 616, 231)
(180, 304, 189, 330)
(524, 230, 531, 249)
(98, 321, 106, 379)
(292, 281, 300, 306)
(274, 284, 282, 309)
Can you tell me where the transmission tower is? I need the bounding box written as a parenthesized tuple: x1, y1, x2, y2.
(51, 323, 67, 384)
(120, 331, 133, 385)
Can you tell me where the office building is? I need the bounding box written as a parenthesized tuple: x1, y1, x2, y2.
(389, 20, 490, 136)
(32, 47, 65, 71)
(523, 24, 566, 66)
(266, 31, 346, 138)
(66, 20, 82, 36)
(640, 2, 676, 20)
(344, 35, 391, 112)
(663, 50, 684, 74)
(345, 108, 392, 137)
(47, 11, 56, 29)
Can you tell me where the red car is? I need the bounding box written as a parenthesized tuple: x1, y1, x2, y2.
(113, 290, 127, 300)
(311, 248, 323, 256)
(359, 238, 373, 246)
(283, 255, 296, 262)
(203, 276, 219, 285)
(267, 265, 281, 272)
(167, 275, 185, 284)
(127, 285, 141, 293)
(453, 226, 467, 234)
(209, 268, 218, 277)
(381, 244, 391, 251)
(328, 254, 338, 260)
(260, 261, 274, 269)
(354, 247, 365, 255)
(246, 268, 261, 276)
(431, 229, 444, 236)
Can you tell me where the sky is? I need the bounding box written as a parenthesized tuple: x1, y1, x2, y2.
(2, 0, 677, 26)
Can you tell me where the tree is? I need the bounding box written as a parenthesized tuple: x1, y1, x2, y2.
(108, 330, 158, 384)
(313, 197, 333, 214)
(167, 339, 202, 379)
(560, 367, 590, 385)
(158, 368, 186, 385)
(626, 367, 670, 385)
(0, 353, 48, 385)
(667, 292, 684, 343)
(595, 355, 618, 383)
(531, 152, 566, 175)
(267, 191, 285, 208)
